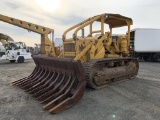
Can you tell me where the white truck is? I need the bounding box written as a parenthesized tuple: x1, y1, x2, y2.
(0, 41, 32, 63)
(130, 28, 160, 62)
(0, 44, 6, 57)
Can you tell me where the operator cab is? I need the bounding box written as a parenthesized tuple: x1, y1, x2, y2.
(5, 41, 26, 50)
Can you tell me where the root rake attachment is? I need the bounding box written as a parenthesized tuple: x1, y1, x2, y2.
(12, 56, 86, 113)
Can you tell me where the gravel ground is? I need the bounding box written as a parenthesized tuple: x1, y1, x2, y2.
(0, 59, 160, 120)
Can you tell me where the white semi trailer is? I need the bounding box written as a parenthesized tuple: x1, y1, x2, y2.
(130, 28, 160, 62)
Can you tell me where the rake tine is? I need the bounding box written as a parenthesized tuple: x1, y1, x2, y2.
(32, 73, 61, 98)
(43, 77, 75, 110)
(14, 66, 42, 86)
(18, 68, 44, 88)
(13, 56, 86, 113)
(36, 74, 66, 101)
(12, 66, 38, 84)
(41, 76, 71, 104)
(25, 71, 51, 92)
(21, 70, 48, 90)
(49, 82, 86, 114)
(27, 72, 56, 94)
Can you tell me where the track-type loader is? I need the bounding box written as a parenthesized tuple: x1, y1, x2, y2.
(1, 13, 139, 113)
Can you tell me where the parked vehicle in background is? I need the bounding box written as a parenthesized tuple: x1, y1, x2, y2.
(0, 41, 32, 63)
(0, 44, 6, 57)
(130, 28, 160, 62)
(0, 33, 32, 63)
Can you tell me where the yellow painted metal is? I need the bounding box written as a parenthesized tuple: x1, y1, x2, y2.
(101, 15, 104, 35)
(91, 30, 102, 34)
(0, 14, 56, 57)
(89, 23, 93, 36)
(62, 18, 91, 41)
(64, 52, 76, 56)
(0, 33, 14, 41)
(118, 36, 128, 53)
(113, 42, 120, 52)
(74, 37, 97, 56)
(96, 32, 108, 49)
(90, 45, 96, 59)
(63, 38, 74, 42)
(74, 43, 92, 61)
(0, 14, 53, 34)
(127, 22, 131, 47)
(0, 39, 8, 46)
(0, 33, 14, 46)
(0, 13, 133, 62)
(62, 13, 133, 63)
(57, 52, 63, 58)
(105, 46, 116, 54)
(73, 15, 102, 38)
(90, 32, 108, 59)
(94, 45, 105, 59)
(107, 54, 121, 58)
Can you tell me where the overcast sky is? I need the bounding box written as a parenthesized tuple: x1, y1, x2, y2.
(0, 0, 160, 46)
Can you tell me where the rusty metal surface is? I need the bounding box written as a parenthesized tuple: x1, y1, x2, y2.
(85, 58, 139, 89)
(12, 56, 86, 113)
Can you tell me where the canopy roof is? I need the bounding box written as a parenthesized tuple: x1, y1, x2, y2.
(95, 13, 133, 28)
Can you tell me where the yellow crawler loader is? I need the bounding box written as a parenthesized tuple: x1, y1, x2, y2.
(0, 13, 139, 113)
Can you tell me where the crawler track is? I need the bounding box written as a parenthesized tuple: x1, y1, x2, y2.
(84, 58, 139, 89)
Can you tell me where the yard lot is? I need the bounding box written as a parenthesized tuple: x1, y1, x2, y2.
(0, 60, 160, 120)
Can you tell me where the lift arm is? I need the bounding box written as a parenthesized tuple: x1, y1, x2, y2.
(0, 33, 14, 46)
(0, 14, 56, 56)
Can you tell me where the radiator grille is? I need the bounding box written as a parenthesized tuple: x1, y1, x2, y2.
(64, 43, 75, 52)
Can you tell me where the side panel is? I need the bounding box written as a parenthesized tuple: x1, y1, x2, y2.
(134, 29, 160, 52)
(0, 45, 6, 52)
(0, 54, 6, 60)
